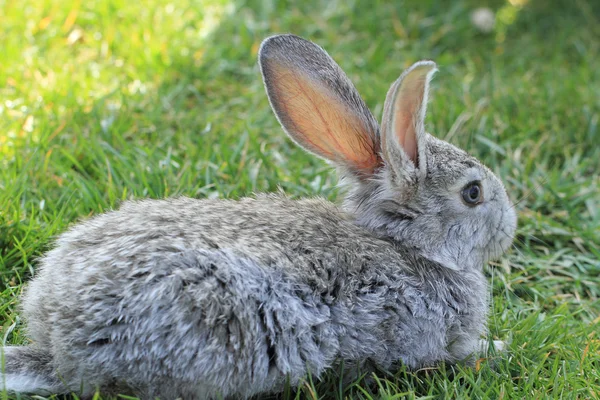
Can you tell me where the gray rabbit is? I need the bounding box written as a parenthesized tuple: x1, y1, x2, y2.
(1, 34, 516, 399)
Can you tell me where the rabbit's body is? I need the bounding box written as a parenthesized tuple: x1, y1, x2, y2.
(15, 196, 486, 398)
(2, 35, 516, 399)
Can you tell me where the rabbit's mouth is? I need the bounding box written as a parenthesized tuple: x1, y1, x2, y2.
(497, 228, 516, 256)
(490, 206, 517, 260)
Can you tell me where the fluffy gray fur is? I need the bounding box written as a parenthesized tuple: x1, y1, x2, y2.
(1, 34, 517, 399)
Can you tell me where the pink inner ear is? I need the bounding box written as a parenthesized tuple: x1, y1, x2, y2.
(395, 112, 418, 163)
(269, 61, 381, 173)
(392, 74, 427, 166)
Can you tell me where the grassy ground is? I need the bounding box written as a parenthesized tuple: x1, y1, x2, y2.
(1, 0, 599, 398)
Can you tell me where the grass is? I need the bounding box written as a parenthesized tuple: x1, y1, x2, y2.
(1, 0, 599, 398)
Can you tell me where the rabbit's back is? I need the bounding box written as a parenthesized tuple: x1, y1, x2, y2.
(21, 195, 399, 397)
(27, 195, 387, 299)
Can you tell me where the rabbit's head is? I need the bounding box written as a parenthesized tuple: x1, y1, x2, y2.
(259, 34, 516, 271)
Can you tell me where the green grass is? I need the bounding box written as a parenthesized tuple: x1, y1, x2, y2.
(1, 0, 599, 398)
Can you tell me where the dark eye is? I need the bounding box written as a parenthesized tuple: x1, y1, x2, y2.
(462, 181, 483, 206)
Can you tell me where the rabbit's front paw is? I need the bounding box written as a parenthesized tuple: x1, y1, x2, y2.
(478, 339, 508, 356)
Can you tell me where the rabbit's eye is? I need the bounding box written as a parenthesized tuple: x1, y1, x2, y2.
(461, 181, 483, 206)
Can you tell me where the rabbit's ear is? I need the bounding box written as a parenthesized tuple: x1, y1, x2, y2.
(381, 61, 437, 178)
(259, 35, 381, 176)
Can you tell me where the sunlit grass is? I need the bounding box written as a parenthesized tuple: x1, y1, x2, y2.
(0, 0, 233, 161)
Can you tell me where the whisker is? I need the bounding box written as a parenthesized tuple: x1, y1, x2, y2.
(511, 243, 525, 259)
(509, 176, 549, 210)
(524, 233, 553, 248)
(511, 234, 527, 247)
(496, 227, 525, 259)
